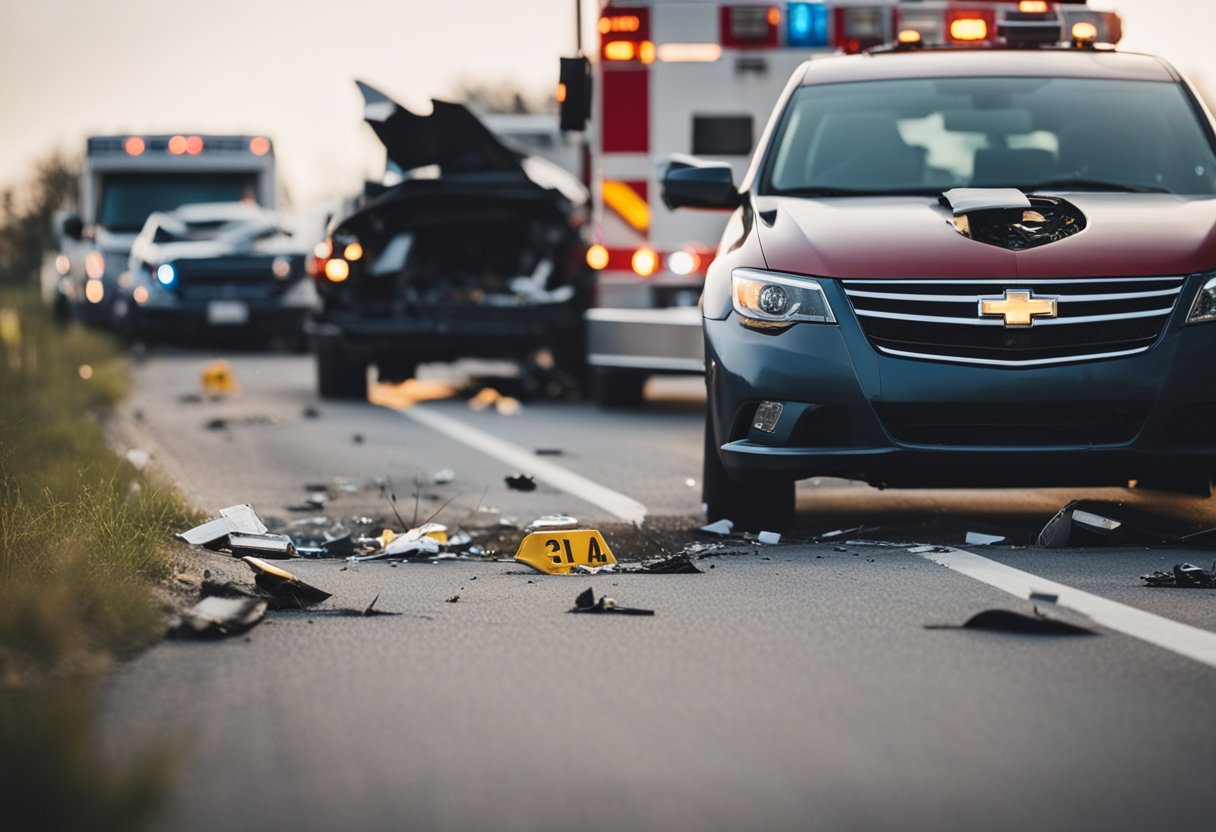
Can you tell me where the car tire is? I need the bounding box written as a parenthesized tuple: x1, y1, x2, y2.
(316, 336, 368, 400)
(593, 370, 646, 408)
(703, 410, 795, 532)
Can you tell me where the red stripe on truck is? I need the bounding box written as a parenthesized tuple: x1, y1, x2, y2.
(601, 68, 649, 153)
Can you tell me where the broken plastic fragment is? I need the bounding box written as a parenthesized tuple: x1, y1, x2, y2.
(699, 519, 734, 536)
(201, 359, 239, 396)
(242, 557, 332, 607)
(1141, 562, 1216, 588)
(525, 514, 579, 533)
(628, 555, 702, 574)
(514, 529, 616, 575)
(965, 532, 1005, 546)
(757, 531, 781, 545)
(569, 587, 654, 616)
(178, 504, 269, 548)
(169, 596, 266, 639)
(433, 468, 456, 485)
(505, 474, 537, 492)
(227, 533, 297, 559)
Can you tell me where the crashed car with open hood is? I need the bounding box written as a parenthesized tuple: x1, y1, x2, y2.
(117, 202, 314, 342)
(308, 82, 592, 399)
(664, 44, 1216, 531)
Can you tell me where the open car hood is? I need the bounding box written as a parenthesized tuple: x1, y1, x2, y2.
(356, 81, 524, 175)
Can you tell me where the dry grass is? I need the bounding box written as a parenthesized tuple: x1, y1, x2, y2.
(0, 287, 196, 830)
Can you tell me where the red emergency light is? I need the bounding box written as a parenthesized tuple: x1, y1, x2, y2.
(600, 6, 651, 62)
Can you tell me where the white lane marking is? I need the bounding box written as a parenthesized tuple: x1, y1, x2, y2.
(393, 405, 648, 525)
(912, 547, 1216, 670)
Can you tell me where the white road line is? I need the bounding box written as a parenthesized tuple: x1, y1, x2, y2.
(392, 404, 648, 525)
(912, 547, 1216, 670)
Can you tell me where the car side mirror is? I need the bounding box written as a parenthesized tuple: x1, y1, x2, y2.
(661, 159, 741, 211)
(60, 212, 84, 242)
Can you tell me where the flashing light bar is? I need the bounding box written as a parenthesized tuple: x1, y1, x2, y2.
(87, 135, 274, 156)
(787, 3, 829, 48)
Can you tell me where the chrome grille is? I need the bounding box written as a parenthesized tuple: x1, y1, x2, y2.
(841, 277, 1185, 367)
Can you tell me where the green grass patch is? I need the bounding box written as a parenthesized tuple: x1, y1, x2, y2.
(1, 286, 196, 830)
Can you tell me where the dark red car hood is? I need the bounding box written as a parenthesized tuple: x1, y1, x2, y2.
(754, 193, 1216, 279)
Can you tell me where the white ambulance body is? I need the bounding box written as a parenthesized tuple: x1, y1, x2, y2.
(580, 0, 1121, 405)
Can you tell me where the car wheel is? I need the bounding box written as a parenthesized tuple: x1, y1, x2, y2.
(703, 410, 795, 533)
(592, 369, 646, 408)
(316, 336, 368, 400)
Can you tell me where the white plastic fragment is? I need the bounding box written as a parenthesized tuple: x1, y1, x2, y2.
(757, 531, 781, 545)
(907, 545, 938, 554)
(125, 448, 151, 471)
(965, 532, 1005, 546)
(525, 514, 580, 532)
(178, 503, 268, 546)
(699, 519, 734, 536)
(1072, 510, 1122, 531)
(433, 468, 456, 485)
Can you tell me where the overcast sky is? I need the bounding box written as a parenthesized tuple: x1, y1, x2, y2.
(0, 0, 1211, 204)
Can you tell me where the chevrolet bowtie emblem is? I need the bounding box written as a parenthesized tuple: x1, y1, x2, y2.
(978, 289, 1058, 327)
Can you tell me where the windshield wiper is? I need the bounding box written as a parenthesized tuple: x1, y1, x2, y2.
(1019, 178, 1169, 194)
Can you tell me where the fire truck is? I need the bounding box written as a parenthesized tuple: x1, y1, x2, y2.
(46, 134, 277, 325)
(561, 0, 1122, 405)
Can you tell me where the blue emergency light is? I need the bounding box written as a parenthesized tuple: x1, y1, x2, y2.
(787, 3, 829, 47)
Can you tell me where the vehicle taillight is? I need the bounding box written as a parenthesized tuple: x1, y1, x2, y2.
(168, 135, 188, 155)
(947, 9, 996, 43)
(249, 136, 271, 156)
(631, 248, 659, 277)
(834, 6, 892, 54)
(721, 6, 780, 48)
(124, 136, 145, 156)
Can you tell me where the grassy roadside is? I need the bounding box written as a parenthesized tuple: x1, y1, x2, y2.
(0, 287, 196, 830)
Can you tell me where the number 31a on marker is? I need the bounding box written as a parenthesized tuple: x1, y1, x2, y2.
(514, 530, 617, 574)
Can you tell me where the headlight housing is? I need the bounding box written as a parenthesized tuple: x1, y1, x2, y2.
(1186, 274, 1216, 324)
(732, 268, 836, 329)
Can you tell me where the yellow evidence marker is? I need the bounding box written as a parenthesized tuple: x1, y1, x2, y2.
(201, 359, 239, 396)
(514, 530, 616, 575)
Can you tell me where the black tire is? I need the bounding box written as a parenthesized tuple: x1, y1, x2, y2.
(703, 410, 795, 533)
(592, 369, 646, 408)
(316, 336, 368, 400)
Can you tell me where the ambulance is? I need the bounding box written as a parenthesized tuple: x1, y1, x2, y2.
(562, 0, 1122, 405)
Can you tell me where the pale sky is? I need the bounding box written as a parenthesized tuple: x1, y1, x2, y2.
(0, 0, 1212, 204)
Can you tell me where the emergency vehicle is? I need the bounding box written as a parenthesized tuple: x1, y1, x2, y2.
(561, 0, 1122, 405)
(46, 134, 277, 325)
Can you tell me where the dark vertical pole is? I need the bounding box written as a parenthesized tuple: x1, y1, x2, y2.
(576, 0, 584, 56)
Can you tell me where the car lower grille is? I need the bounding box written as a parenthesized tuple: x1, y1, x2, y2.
(874, 401, 1152, 447)
(174, 258, 282, 300)
(841, 277, 1185, 367)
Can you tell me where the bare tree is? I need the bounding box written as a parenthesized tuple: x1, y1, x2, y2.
(446, 77, 555, 115)
(0, 152, 79, 285)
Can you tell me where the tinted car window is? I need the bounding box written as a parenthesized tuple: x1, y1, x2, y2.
(98, 173, 260, 231)
(763, 77, 1216, 195)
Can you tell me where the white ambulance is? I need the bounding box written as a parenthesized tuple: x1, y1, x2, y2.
(565, 0, 1122, 405)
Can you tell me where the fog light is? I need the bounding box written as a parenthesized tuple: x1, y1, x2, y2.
(753, 401, 784, 433)
(757, 284, 791, 316)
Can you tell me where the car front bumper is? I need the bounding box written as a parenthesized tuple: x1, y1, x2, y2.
(706, 277, 1216, 488)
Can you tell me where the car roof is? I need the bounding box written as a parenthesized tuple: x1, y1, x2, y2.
(800, 49, 1177, 86)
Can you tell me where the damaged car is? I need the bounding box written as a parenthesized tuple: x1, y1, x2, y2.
(666, 41, 1216, 530)
(116, 202, 314, 343)
(308, 82, 592, 399)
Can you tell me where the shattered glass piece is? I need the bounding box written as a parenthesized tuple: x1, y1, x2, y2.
(505, 474, 537, 492)
(757, 531, 781, 545)
(433, 468, 456, 485)
(242, 556, 332, 607)
(227, 533, 296, 559)
(168, 596, 267, 639)
(965, 532, 1005, 546)
(699, 519, 734, 536)
(569, 587, 655, 616)
(525, 514, 579, 533)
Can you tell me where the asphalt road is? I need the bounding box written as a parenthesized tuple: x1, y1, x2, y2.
(101, 351, 1216, 832)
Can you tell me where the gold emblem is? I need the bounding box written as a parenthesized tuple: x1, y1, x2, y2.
(978, 289, 1058, 327)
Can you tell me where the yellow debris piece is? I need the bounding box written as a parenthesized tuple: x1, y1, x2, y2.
(514, 530, 616, 575)
(201, 359, 239, 396)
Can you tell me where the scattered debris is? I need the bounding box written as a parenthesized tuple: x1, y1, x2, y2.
(569, 587, 654, 616)
(757, 531, 781, 545)
(495, 396, 522, 416)
(1029, 592, 1060, 603)
(684, 478, 697, 489)
(352, 433, 365, 444)
(907, 545, 952, 554)
(168, 596, 267, 639)
(965, 532, 1005, 546)
(699, 519, 734, 536)
(469, 387, 501, 412)
(446, 595, 460, 603)
(125, 448, 151, 471)
(1141, 562, 1216, 588)
(206, 418, 228, 431)
(525, 514, 579, 533)
(178, 504, 269, 548)
(302, 406, 321, 419)
(627, 554, 702, 574)
(1037, 500, 1216, 548)
(515, 529, 616, 574)
(505, 474, 537, 492)
(926, 608, 1095, 636)
(433, 468, 456, 485)
(228, 533, 297, 559)
(535, 448, 563, 456)
(243, 557, 332, 608)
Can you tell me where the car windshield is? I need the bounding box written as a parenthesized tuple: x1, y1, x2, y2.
(762, 77, 1216, 196)
(98, 173, 260, 232)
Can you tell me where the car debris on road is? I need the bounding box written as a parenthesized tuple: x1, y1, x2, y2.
(505, 474, 537, 492)
(926, 608, 1096, 637)
(168, 596, 267, 639)
(514, 529, 616, 574)
(569, 587, 655, 616)
(243, 557, 332, 608)
(1038, 500, 1216, 548)
(1141, 562, 1216, 588)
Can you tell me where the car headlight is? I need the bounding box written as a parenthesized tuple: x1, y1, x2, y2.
(1186, 274, 1216, 324)
(732, 268, 836, 329)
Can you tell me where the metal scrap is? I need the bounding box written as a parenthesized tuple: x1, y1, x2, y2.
(242, 557, 332, 608)
(1141, 562, 1216, 588)
(178, 504, 269, 548)
(505, 474, 537, 492)
(568, 587, 655, 616)
(228, 533, 296, 559)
